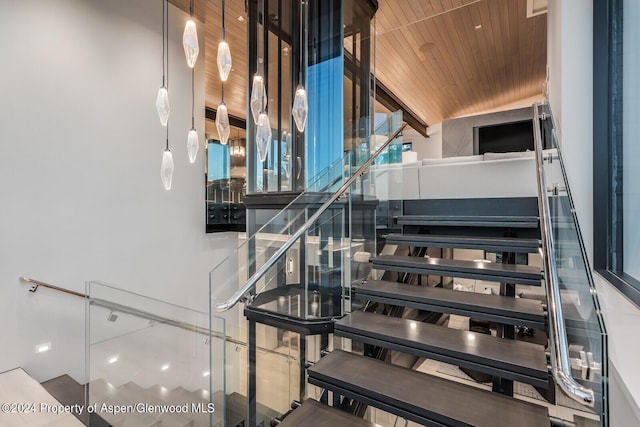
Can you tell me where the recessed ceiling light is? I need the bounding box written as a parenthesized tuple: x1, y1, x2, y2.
(35, 343, 51, 354)
(161, 364, 170, 371)
(475, 24, 482, 30)
(202, 371, 210, 377)
(237, 16, 245, 22)
(108, 355, 119, 364)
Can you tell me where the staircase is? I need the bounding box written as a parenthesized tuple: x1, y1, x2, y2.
(278, 199, 561, 426)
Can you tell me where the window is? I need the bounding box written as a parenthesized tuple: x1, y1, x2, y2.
(594, 0, 640, 306)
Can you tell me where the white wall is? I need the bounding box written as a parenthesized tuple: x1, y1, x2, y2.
(547, 0, 593, 264)
(404, 124, 442, 160)
(0, 0, 238, 383)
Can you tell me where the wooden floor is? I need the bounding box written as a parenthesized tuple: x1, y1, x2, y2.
(0, 368, 84, 427)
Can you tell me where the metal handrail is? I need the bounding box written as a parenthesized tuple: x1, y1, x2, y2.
(532, 103, 595, 406)
(20, 276, 296, 361)
(21, 276, 88, 299)
(215, 122, 408, 312)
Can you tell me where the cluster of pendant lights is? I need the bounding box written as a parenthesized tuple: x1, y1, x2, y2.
(157, 0, 232, 190)
(251, 0, 308, 163)
(158, 0, 308, 189)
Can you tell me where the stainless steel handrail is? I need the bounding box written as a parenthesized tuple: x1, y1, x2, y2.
(532, 103, 595, 406)
(21, 276, 296, 361)
(21, 276, 88, 299)
(215, 122, 408, 312)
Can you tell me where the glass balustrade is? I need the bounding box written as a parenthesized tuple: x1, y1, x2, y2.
(209, 113, 405, 423)
(540, 105, 608, 425)
(86, 281, 226, 426)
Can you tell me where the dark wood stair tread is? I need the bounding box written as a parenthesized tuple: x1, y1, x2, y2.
(373, 255, 543, 286)
(397, 215, 539, 228)
(352, 279, 545, 329)
(385, 233, 541, 253)
(335, 311, 548, 387)
(278, 399, 379, 427)
(308, 350, 549, 427)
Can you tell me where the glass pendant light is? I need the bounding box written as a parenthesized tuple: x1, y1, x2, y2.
(182, 0, 199, 68)
(187, 129, 199, 163)
(217, 0, 232, 81)
(256, 112, 272, 162)
(292, 0, 308, 132)
(156, 86, 170, 126)
(159, 1, 173, 190)
(292, 86, 308, 132)
(157, 0, 170, 126)
(217, 41, 232, 82)
(250, 75, 266, 124)
(216, 102, 230, 145)
(216, 0, 231, 146)
(161, 146, 175, 190)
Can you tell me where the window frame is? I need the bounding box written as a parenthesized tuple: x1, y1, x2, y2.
(593, 0, 640, 307)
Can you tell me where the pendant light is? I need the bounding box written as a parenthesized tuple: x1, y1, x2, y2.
(292, 0, 308, 132)
(250, 0, 266, 124)
(250, 74, 266, 124)
(187, 69, 199, 162)
(216, 0, 230, 145)
(184, 0, 199, 163)
(217, 0, 232, 82)
(255, 0, 272, 161)
(156, 0, 170, 126)
(161, 140, 175, 190)
(159, 1, 174, 189)
(182, 0, 199, 68)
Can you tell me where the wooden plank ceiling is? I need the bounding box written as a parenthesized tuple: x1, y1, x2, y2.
(174, 0, 547, 131)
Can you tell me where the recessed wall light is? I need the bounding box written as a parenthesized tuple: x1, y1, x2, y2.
(475, 24, 482, 30)
(35, 343, 51, 354)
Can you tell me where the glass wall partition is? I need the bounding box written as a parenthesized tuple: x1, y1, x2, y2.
(87, 281, 226, 427)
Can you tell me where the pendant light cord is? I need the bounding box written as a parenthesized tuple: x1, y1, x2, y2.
(161, 0, 166, 87)
(222, 0, 226, 39)
(191, 68, 195, 128)
(165, 0, 169, 150)
(221, 0, 225, 103)
(299, 0, 303, 83)
(260, 0, 266, 111)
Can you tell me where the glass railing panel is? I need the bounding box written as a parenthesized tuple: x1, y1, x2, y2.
(540, 108, 608, 424)
(210, 113, 405, 311)
(209, 114, 404, 423)
(87, 281, 226, 427)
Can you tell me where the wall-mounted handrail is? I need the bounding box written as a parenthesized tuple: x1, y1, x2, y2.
(21, 276, 88, 299)
(532, 103, 595, 407)
(20, 276, 296, 361)
(215, 122, 408, 312)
